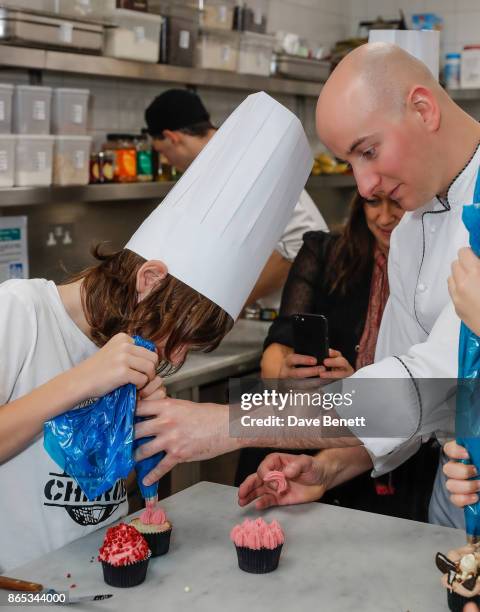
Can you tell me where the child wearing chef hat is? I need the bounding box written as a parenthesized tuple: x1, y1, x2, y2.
(0, 92, 312, 573)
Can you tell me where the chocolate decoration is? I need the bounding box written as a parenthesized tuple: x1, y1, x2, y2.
(463, 575, 477, 591)
(436, 552, 458, 574)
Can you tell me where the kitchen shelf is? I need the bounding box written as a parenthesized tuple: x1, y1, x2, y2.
(0, 175, 355, 208)
(0, 182, 173, 207)
(0, 44, 323, 97)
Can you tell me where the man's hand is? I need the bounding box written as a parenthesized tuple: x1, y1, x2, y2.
(238, 452, 329, 509)
(133, 399, 237, 485)
(448, 247, 480, 335)
(443, 440, 480, 507)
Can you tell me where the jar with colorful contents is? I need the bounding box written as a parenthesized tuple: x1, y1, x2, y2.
(135, 131, 153, 182)
(103, 133, 137, 183)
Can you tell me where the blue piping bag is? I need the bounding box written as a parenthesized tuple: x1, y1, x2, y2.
(132, 336, 165, 505)
(456, 194, 480, 544)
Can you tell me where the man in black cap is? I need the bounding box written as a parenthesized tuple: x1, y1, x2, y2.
(145, 88, 328, 308)
(145, 89, 215, 173)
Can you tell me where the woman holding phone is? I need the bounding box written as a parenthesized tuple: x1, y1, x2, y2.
(236, 191, 439, 521)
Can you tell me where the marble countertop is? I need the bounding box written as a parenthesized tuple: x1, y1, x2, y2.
(4, 481, 464, 611)
(165, 319, 270, 393)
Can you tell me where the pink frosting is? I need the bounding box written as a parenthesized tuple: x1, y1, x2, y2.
(230, 518, 284, 550)
(263, 470, 288, 493)
(140, 505, 167, 525)
(98, 523, 150, 566)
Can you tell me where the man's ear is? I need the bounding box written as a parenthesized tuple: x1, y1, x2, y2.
(136, 260, 168, 301)
(163, 129, 182, 145)
(408, 85, 441, 132)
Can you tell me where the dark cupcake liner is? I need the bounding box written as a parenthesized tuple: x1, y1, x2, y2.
(101, 552, 151, 588)
(141, 528, 172, 557)
(447, 588, 480, 612)
(235, 544, 283, 574)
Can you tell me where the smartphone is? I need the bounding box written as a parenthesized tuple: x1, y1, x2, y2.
(291, 313, 329, 366)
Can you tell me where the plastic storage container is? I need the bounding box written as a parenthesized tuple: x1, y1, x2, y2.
(201, 0, 234, 30)
(53, 135, 92, 185)
(15, 135, 54, 186)
(0, 84, 14, 134)
(233, 1, 268, 33)
(13, 85, 52, 135)
(52, 88, 89, 135)
(0, 134, 15, 187)
(197, 29, 239, 72)
(158, 3, 199, 67)
(461, 46, 480, 89)
(238, 31, 274, 76)
(103, 9, 163, 63)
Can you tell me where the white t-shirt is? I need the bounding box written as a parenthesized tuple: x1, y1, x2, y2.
(258, 190, 328, 309)
(0, 279, 128, 572)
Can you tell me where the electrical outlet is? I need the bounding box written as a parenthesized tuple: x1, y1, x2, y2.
(47, 223, 74, 247)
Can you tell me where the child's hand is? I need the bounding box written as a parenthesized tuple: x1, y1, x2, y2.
(443, 440, 480, 507)
(72, 333, 158, 399)
(448, 247, 480, 335)
(138, 375, 167, 401)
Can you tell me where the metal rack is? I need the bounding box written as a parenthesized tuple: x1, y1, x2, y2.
(0, 44, 322, 97)
(0, 175, 356, 208)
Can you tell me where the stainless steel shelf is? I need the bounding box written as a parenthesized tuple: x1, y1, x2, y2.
(0, 176, 355, 208)
(0, 181, 174, 207)
(0, 44, 323, 97)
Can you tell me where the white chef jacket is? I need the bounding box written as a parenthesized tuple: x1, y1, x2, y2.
(338, 145, 480, 503)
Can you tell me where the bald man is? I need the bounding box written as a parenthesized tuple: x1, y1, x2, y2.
(130, 44, 478, 531)
(312, 42, 479, 529)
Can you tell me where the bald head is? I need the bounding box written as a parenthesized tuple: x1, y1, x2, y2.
(314, 42, 470, 210)
(317, 42, 442, 138)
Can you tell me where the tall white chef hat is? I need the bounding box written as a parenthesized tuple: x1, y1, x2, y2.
(368, 29, 440, 79)
(126, 91, 313, 320)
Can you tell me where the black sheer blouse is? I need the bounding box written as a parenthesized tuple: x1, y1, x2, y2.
(263, 231, 373, 366)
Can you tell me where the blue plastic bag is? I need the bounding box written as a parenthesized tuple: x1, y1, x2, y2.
(456, 196, 480, 543)
(44, 335, 159, 501)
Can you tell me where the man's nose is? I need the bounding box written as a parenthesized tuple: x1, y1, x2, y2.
(354, 167, 381, 200)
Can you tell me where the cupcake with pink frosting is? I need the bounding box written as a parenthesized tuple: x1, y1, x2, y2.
(130, 505, 172, 557)
(230, 518, 284, 574)
(98, 523, 151, 587)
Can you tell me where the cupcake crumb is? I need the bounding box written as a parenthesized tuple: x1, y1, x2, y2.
(184, 586, 191, 593)
(70, 584, 76, 589)
(66, 573, 71, 578)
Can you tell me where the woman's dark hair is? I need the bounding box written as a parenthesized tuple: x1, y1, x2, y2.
(69, 246, 233, 360)
(324, 191, 375, 296)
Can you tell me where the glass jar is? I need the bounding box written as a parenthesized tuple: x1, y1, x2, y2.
(156, 153, 173, 182)
(103, 133, 137, 183)
(99, 150, 115, 183)
(90, 152, 100, 184)
(135, 131, 153, 182)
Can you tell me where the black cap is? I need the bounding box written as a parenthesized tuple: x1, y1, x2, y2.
(145, 89, 210, 137)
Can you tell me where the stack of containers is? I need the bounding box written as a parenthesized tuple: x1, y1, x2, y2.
(13, 85, 54, 187)
(196, 0, 274, 76)
(0, 84, 15, 187)
(51, 88, 91, 185)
